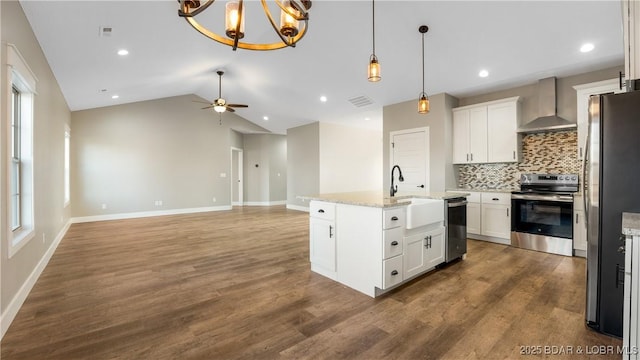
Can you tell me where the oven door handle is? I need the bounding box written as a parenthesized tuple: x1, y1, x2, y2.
(511, 194, 574, 202)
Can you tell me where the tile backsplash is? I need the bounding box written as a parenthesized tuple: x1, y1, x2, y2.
(457, 130, 581, 189)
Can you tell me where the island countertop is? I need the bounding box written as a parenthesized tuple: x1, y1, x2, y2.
(299, 190, 471, 208)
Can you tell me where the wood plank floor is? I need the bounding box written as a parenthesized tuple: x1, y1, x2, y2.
(1, 206, 622, 359)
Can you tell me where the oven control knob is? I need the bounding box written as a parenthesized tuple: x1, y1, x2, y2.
(572, 176, 577, 181)
(559, 176, 564, 180)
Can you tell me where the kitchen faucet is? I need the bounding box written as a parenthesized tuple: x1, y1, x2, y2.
(390, 165, 404, 197)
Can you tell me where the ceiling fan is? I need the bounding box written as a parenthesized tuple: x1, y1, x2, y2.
(195, 70, 248, 123)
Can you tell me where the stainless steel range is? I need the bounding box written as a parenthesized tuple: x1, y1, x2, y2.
(511, 174, 579, 256)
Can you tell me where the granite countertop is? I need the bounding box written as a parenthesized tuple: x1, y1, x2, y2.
(622, 212, 640, 236)
(447, 187, 517, 194)
(299, 190, 471, 208)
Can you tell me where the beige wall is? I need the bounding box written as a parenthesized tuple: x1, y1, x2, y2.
(1, 0, 71, 314)
(459, 66, 623, 125)
(383, 93, 459, 193)
(286, 122, 319, 208)
(319, 122, 382, 193)
(242, 134, 286, 204)
(71, 94, 268, 217)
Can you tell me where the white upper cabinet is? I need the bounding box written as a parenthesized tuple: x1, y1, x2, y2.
(487, 100, 519, 162)
(452, 97, 520, 164)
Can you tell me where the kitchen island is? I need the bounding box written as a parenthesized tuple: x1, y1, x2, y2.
(300, 191, 469, 297)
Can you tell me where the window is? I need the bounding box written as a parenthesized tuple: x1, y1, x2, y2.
(11, 86, 22, 230)
(64, 128, 70, 206)
(7, 44, 37, 257)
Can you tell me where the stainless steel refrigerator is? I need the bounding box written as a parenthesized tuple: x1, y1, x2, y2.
(586, 90, 640, 338)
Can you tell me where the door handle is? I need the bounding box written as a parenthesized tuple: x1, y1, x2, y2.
(417, 185, 425, 188)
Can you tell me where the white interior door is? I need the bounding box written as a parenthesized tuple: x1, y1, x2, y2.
(231, 147, 243, 206)
(390, 128, 429, 193)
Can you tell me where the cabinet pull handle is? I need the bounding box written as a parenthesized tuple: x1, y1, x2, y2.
(391, 216, 398, 221)
(318, 209, 325, 213)
(391, 270, 399, 276)
(576, 213, 579, 224)
(329, 225, 333, 238)
(391, 241, 399, 246)
(470, 153, 473, 161)
(466, 154, 469, 162)
(513, 150, 516, 159)
(492, 198, 499, 201)
(579, 147, 583, 158)
(507, 208, 509, 217)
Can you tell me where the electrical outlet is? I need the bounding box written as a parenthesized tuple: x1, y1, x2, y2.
(101, 203, 107, 209)
(476, 173, 482, 180)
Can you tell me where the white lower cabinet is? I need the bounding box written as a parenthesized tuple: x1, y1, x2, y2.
(482, 193, 511, 242)
(309, 202, 337, 279)
(404, 226, 445, 279)
(466, 192, 482, 235)
(309, 200, 446, 298)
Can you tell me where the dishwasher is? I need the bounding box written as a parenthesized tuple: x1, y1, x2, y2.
(445, 197, 467, 262)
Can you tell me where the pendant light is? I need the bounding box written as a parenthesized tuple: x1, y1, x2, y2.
(418, 25, 430, 114)
(367, 0, 380, 82)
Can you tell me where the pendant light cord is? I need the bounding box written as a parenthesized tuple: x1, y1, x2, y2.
(421, 32, 425, 93)
(372, 0, 376, 55)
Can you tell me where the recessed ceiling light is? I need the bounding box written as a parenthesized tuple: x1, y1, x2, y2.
(263, 116, 269, 121)
(364, 117, 370, 121)
(479, 69, 489, 78)
(117, 49, 129, 56)
(580, 43, 594, 53)
(111, 95, 119, 99)
(320, 96, 327, 103)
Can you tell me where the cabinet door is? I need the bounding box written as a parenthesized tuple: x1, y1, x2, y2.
(574, 209, 587, 252)
(467, 202, 481, 235)
(481, 203, 511, 239)
(404, 232, 427, 279)
(310, 218, 336, 272)
(424, 226, 445, 269)
(452, 110, 470, 164)
(487, 101, 518, 163)
(468, 106, 488, 163)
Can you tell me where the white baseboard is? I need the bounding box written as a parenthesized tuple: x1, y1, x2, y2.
(70, 205, 233, 223)
(243, 201, 287, 206)
(286, 204, 309, 212)
(1, 220, 71, 339)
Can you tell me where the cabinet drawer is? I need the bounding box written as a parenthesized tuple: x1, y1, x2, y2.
(467, 191, 481, 203)
(382, 255, 404, 289)
(383, 227, 403, 259)
(383, 207, 405, 229)
(481, 192, 510, 205)
(310, 201, 335, 220)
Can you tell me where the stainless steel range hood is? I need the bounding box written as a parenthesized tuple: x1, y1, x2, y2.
(517, 77, 576, 133)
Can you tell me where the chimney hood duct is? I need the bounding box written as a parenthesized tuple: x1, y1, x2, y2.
(517, 77, 576, 133)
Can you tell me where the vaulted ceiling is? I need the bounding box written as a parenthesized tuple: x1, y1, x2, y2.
(21, 1, 624, 134)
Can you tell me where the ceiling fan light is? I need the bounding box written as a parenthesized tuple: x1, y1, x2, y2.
(225, 1, 245, 39)
(214, 105, 226, 113)
(280, 1, 300, 37)
(418, 93, 430, 114)
(368, 55, 381, 82)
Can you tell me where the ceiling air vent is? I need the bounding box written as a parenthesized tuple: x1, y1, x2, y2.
(99, 26, 113, 37)
(347, 95, 374, 108)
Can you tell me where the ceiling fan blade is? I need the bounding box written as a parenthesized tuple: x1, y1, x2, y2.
(227, 104, 248, 108)
(192, 100, 212, 104)
(201, 106, 215, 110)
(226, 106, 236, 113)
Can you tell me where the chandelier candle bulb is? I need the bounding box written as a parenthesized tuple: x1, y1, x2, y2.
(225, 1, 245, 39)
(280, 1, 300, 37)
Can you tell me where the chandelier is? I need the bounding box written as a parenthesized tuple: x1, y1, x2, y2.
(178, 0, 312, 51)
